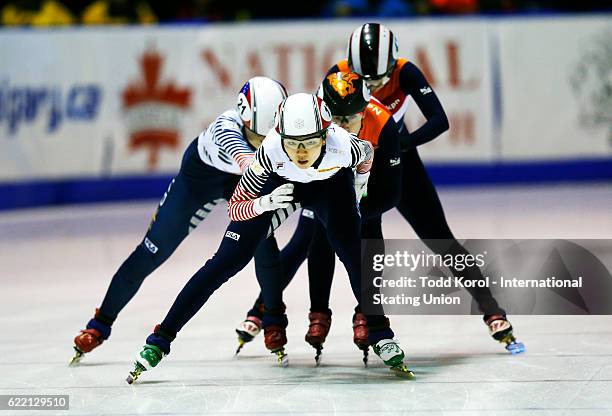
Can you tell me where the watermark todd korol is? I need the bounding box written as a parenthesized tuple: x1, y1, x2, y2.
(361, 239, 612, 315)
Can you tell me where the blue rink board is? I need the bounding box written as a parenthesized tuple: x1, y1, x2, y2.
(1, 158, 611, 210)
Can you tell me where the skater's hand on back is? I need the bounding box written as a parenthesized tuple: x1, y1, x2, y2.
(354, 171, 370, 203)
(255, 183, 294, 213)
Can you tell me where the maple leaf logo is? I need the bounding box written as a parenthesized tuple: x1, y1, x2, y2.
(122, 46, 192, 170)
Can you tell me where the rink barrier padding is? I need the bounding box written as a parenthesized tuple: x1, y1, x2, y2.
(1, 158, 611, 211)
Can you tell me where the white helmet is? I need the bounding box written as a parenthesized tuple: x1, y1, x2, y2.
(237, 77, 287, 136)
(274, 93, 332, 138)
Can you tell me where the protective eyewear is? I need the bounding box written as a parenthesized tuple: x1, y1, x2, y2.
(282, 136, 324, 150)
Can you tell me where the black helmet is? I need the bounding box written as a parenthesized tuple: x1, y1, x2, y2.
(347, 23, 398, 80)
(317, 71, 371, 117)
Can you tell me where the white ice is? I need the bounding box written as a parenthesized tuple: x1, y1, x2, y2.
(0, 183, 611, 415)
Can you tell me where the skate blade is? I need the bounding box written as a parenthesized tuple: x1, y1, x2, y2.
(272, 349, 289, 367)
(234, 339, 246, 356)
(68, 347, 84, 366)
(505, 341, 526, 354)
(235, 330, 255, 343)
(126, 363, 146, 384)
(390, 364, 415, 379)
(500, 334, 526, 354)
(313, 345, 323, 367)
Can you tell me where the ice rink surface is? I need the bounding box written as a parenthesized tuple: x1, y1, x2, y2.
(1, 183, 611, 416)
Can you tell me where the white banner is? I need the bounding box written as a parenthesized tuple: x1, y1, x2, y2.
(498, 17, 612, 159)
(1, 17, 609, 182)
(0, 20, 494, 182)
(0, 27, 204, 180)
(195, 20, 494, 162)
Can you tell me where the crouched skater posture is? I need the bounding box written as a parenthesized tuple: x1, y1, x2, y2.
(336, 22, 523, 353)
(236, 71, 403, 365)
(69, 77, 287, 365)
(126, 93, 415, 383)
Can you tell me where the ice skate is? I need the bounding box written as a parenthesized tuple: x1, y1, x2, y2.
(372, 339, 415, 379)
(264, 325, 288, 367)
(352, 312, 369, 366)
(234, 316, 262, 355)
(126, 344, 165, 384)
(70, 329, 104, 365)
(69, 312, 112, 365)
(305, 311, 331, 366)
(485, 315, 525, 354)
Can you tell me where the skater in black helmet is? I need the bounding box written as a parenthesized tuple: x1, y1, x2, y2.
(332, 22, 524, 354)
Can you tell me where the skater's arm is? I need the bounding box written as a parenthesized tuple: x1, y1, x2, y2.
(214, 115, 255, 173)
(228, 149, 294, 221)
(350, 136, 374, 203)
(349, 135, 374, 174)
(359, 119, 401, 218)
(228, 148, 272, 221)
(399, 62, 449, 149)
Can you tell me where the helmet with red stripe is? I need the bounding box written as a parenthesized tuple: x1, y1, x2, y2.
(274, 93, 332, 139)
(237, 77, 287, 136)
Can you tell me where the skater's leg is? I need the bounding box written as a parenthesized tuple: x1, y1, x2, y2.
(301, 217, 335, 358)
(98, 176, 197, 320)
(281, 210, 317, 285)
(235, 233, 283, 353)
(237, 211, 314, 353)
(73, 140, 232, 363)
(396, 149, 505, 316)
(314, 170, 395, 345)
(307, 218, 335, 314)
(251, 211, 316, 310)
(315, 171, 411, 375)
(350, 216, 385, 349)
(158, 215, 273, 342)
(254, 235, 284, 311)
(99, 140, 231, 321)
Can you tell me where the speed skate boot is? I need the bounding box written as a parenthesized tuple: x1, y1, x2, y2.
(69, 309, 113, 365)
(369, 316, 414, 378)
(126, 324, 174, 384)
(234, 301, 264, 355)
(485, 314, 525, 354)
(263, 312, 289, 367)
(352, 311, 369, 366)
(372, 339, 415, 379)
(304, 310, 332, 366)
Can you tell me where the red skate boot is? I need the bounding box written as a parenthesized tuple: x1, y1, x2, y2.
(70, 309, 112, 365)
(304, 311, 332, 366)
(264, 325, 288, 367)
(352, 312, 369, 366)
